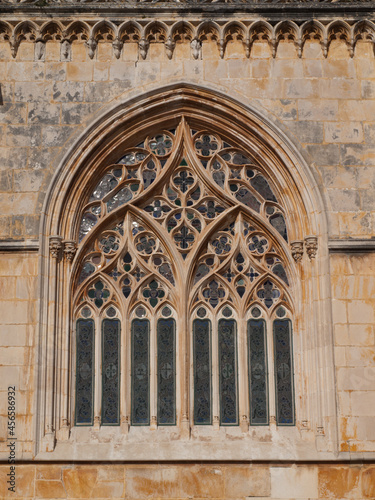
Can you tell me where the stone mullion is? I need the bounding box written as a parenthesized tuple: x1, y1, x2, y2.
(54, 241, 65, 440)
(150, 315, 157, 430)
(42, 235, 63, 452)
(267, 317, 276, 425)
(211, 312, 219, 430)
(238, 312, 249, 432)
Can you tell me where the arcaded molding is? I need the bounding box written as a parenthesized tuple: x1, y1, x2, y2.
(1, 18, 375, 59)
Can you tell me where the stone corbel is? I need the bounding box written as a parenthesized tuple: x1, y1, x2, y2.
(190, 38, 202, 60)
(49, 235, 63, 260)
(121, 415, 130, 434)
(139, 38, 149, 60)
(35, 38, 46, 61)
(86, 37, 97, 59)
(165, 37, 176, 60)
(213, 415, 220, 431)
(63, 239, 77, 263)
(305, 235, 318, 261)
(60, 39, 71, 61)
(290, 240, 304, 263)
(150, 415, 157, 430)
(113, 38, 123, 59)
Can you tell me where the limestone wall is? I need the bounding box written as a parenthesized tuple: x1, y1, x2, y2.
(0, 18, 375, 491)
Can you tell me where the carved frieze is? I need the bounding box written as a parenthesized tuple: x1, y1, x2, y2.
(0, 18, 374, 60)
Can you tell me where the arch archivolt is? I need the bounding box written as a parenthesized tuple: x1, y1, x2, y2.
(36, 86, 335, 460)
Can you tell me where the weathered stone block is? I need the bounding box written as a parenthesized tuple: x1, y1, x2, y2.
(272, 59, 303, 78)
(61, 102, 102, 125)
(84, 81, 133, 102)
(204, 60, 228, 81)
(270, 466, 318, 499)
(303, 59, 323, 78)
(52, 82, 84, 102)
(0, 103, 27, 124)
(287, 121, 324, 143)
(35, 479, 66, 498)
(41, 126, 74, 148)
(322, 59, 356, 78)
(318, 466, 361, 499)
(125, 467, 181, 499)
(0, 147, 28, 171)
(24, 215, 40, 237)
(305, 144, 340, 165)
(6, 125, 41, 148)
(362, 467, 375, 497)
(67, 62, 94, 82)
(332, 299, 347, 323)
(325, 122, 363, 143)
(328, 189, 360, 212)
(284, 78, 319, 98)
(11, 215, 24, 237)
(362, 80, 375, 99)
(351, 391, 375, 416)
(7, 62, 44, 81)
(45, 62, 67, 82)
(93, 61, 110, 81)
(109, 61, 136, 82)
(224, 466, 270, 498)
(62, 467, 98, 498)
(13, 170, 45, 192)
(346, 346, 375, 367)
(135, 61, 161, 86)
(348, 324, 375, 347)
(28, 102, 61, 125)
(337, 366, 375, 391)
(0, 171, 12, 192)
(348, 300, 375, 323)
(319, 79, 361, 99)
(0, 465, 35, 498)
(299, 98, 338, 121)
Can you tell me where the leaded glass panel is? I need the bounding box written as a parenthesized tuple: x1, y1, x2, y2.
(248, 319, 268, 425)
(131, 319, 150, 425)
(218, 319, 238, 425)
(157, 318, 176, 425)
(102, 319, 120, 425)
(273, 319, 295, 425)
(75, 319, 94, 425)
(193, 319, 211, 425)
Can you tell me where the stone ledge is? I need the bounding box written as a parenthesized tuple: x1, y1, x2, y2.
(329, 239, 375, 253)
(0, 239, 39, 251)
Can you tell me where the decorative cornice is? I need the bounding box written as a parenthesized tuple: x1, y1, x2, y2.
(1, 18, 375, 60)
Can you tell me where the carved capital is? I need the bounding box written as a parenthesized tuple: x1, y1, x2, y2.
(291, 240, 304, 263)
(49, 236, 63, 260)
(305, 235, 318, 261)
(63, 240, 77, 262)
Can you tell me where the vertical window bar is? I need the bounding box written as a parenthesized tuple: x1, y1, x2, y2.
(157, 318, 176, 425)
(273, 319, 295, 425)
(218, 319, 238, 425)
(248, 319, 269, 425)
(131, 319, 150, 425)
(102, 319, 120, 425)
(75, 319, 94, 425)
(193, 319, 211, 425)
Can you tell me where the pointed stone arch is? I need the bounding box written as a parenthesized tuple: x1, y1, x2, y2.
(36, 84, 336, 460)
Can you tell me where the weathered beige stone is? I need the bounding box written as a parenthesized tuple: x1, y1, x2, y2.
(318, 466, 361, 499)
(270, 466, 318, 499)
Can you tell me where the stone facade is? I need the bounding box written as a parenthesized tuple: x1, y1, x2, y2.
(0, 0, 375, 498)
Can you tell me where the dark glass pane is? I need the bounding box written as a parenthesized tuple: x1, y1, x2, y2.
(248, 319, 268, 425)
(75, 319, 94, 425)
(193, 319, 211, 425)
(102, 319, 120, 425)
(251, 175, 277, 202)
(131, 319, 150, 425)
(235, 188, 261, 212)
(270, 213, 288, 242)
(157, 319, 176, 425)
(273, 319, 295, 425)
(219, 319, 238, 425)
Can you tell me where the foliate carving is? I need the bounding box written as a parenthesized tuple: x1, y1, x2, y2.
(165, 37, 175, 59)
(291, 240, 303, 263)
(35, 39, 45, 61)
(49, 236, 63, 259)
(63, 240, 77, 262)
(85, 37, 97, 59)
(113, 38, 123, 59)
(305, 235, 318, 261)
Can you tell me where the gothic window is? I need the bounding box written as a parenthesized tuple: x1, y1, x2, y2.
(73, 118, 295, 430)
